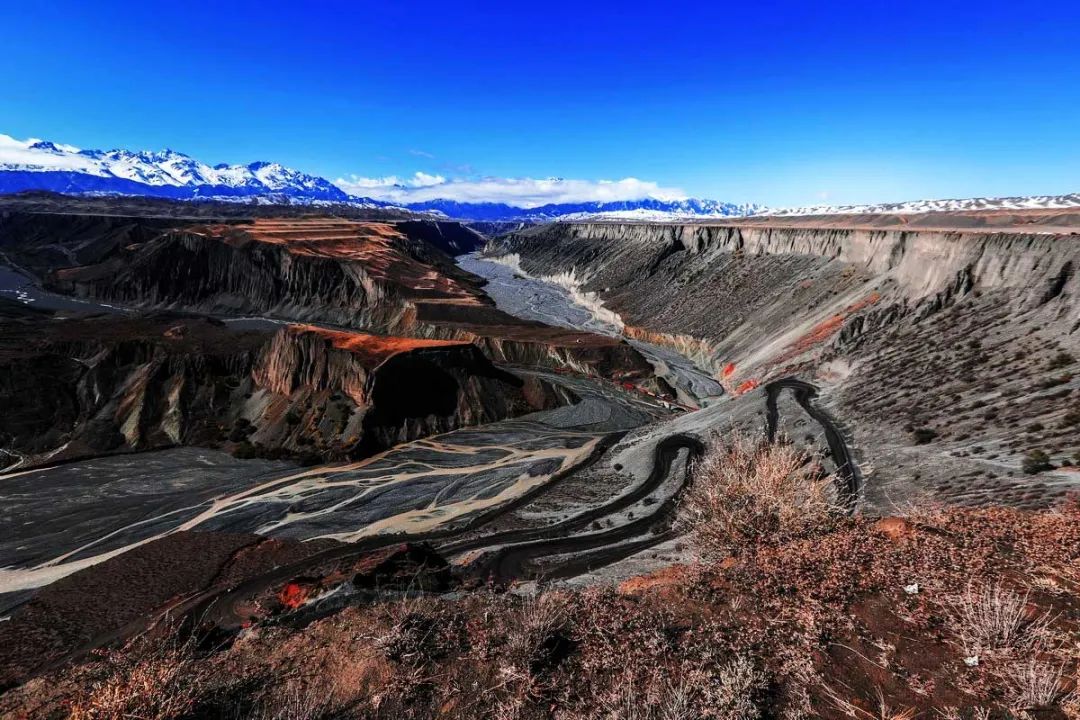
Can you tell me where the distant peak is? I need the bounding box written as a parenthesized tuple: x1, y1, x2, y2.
(28, 141, 62, 152)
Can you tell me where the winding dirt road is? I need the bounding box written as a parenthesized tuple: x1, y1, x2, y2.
(765, 377, 861, 511)
(444, 434, 704, 582)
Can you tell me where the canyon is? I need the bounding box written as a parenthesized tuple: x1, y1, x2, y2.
(1, 198, 1078, 716)
(497, 216, 1080, 509)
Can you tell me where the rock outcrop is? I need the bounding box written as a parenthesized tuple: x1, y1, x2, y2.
(0, 210, 195, 277)
(47, 219, 483, 329)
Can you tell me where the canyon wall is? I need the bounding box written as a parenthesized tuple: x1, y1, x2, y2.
(30, 216, 659, 384)
(499, 221, 1080, 508)
(502, 222, 1079, 373)
(0, 311, 564, 470)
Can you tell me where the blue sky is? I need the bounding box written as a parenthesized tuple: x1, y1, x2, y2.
(3, 0, 1079, 207)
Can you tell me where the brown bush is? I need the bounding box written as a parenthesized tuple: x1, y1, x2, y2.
(678, 432, 837, 555)
(68, 637, 207, 720)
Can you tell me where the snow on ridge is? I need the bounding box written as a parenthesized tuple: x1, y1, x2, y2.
(0, 133, 349, 202)
(764, 192, 1080, 216)
(5, 133, 1080, 220)
(551, 192, 1080, 223)
(555, 207, 751, 222)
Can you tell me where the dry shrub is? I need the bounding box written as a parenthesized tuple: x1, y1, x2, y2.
(68, 636, 206, 720)
(598, 668, 695, 720)
(247, 679, 343, 720)
(822, 685, 916, 720)
(708, 655, 767, 719)
(679, 432, 836, 554)
(1065, 690, 1080, 720)
(478, 587, 575, 718)
(374, 594, 456, 667)
(504, 588, 572, 675)
(942, 582, 1050, 657)
(597, 658, 764, 720)
(1002, 658, 1071, 710)
(933, 707, 977, 720)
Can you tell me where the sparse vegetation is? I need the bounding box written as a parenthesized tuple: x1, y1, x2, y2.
(68, 636, 208, 720)
(9, 498, 1077, 720)
(942, 582, 1048, 657)
(911, 427, 937, 445)
(1048, 351, 1075, 371)
(711, 656, 767, 719)
(1039, 373, 1073, 390)
(1002, 658, 1071, 710)
(1022, 449, 1053, 474)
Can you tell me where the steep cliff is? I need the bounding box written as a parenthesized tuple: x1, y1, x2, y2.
(502, 222, 1078, 368)
(0, 210, 198, 278)
(47, 219, 482, 328)
(0, 310, 566, 470)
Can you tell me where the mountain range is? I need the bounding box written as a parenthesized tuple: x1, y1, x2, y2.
(2, 134, 1079, 221)
(0, 134, 754, 220)
(0, 136, 354, 203)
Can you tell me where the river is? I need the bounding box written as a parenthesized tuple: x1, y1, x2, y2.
(457, 252, 724, 406)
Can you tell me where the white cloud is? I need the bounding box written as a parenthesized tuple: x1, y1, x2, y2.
(410, 172, 446, 187)
(334, 173, 687, 208)
(340, 171, 446, 190)
(1, 132, 691, 209)
(0, 134, 98, 172)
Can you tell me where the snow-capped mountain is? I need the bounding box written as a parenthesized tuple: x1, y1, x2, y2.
(408, 197, 760, 222)
(765, 193, 1080, 216)
(6, 133, 1075, 222)
(0, 134, 758, 218)
(0, 134, 358, 203)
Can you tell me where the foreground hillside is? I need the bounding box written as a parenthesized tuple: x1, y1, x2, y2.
(3, 451, 1078, 718)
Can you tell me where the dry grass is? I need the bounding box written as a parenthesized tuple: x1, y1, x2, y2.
(486, 587, 574, 716)
(933, 706, 995, 720)
(68, 636, 206, 720)
(374, 594, 452, 667)
(822, 684, 917, 720)
(505, 588, 570, 670)
(679, 431, 837, 554)
(1002, 658, 1071, 711)
(707, 656, 766, 720)
(598, 670, 694, 720)
(598, 661, 760, 720)
(941, 582, 1079, 714)
(25, 500, 1080, 720)
(247, 680, 343, 720)
(942, 582, 1051, 657)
